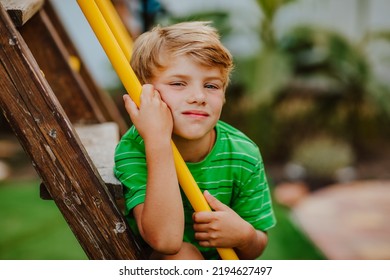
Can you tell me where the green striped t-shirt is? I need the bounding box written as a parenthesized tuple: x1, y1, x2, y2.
(114, 120, 276, 259)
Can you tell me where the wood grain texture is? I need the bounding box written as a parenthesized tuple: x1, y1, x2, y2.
(1, 0, 44, 26)
(0, 3, 145, 259)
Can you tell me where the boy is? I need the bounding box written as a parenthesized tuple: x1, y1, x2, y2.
(114, 21, 276, 260)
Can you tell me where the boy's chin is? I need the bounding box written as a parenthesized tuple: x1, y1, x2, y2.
(172, 131, 210, 142)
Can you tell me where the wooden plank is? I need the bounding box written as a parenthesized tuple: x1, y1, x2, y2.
(0, 4, 144, 259)
(19, 7, 106, 124)
(74, 122, 124, 198)
(40, 122, 124, 200)
(1, 0, 44, 26)
(44, 1, 129, 134)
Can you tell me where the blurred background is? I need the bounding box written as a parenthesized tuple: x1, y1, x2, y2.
(1, 0, 389, 260)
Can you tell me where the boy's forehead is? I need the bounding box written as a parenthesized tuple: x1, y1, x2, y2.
(155, 54, 225, 79)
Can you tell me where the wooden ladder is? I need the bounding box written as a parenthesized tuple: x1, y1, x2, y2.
(0, 0, 146, 259)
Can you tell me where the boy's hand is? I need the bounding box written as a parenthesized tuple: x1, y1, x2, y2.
(192, 191, 254, 249)
(123, 84, 173, 143)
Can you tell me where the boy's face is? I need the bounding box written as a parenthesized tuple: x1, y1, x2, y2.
(152, 55, 225, 142)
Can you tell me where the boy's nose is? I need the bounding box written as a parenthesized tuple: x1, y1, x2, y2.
(188, 87, 206, 104)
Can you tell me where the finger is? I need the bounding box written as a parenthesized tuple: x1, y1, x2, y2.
(140, 84, 155, 101)
(143, 84, 154, 93)
(153, 89, 162, 100)
(204, 190, 229, 211)
(198, 240, 212, 248)
(193, 211, 214, 224)
(123, 94, 138, 117)
(195, 233, 219, 247)
(194, 231, 210, 241)
(193, 222, 210, 232)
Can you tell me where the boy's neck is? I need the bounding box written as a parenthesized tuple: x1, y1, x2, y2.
(173, 129, 216, 163)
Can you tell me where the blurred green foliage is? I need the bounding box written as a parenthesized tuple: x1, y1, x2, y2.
(235, 1, 390, 175)
(291, 135, 355, 179)
(157, 0, 390, 183)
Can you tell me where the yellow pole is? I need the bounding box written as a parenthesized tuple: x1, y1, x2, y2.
(77, 0, 141, 105)
(76, 0, 238, 260)
(95, 0, 133, 60)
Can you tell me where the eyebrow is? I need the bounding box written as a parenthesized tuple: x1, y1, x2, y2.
(168, 74, 224, 83)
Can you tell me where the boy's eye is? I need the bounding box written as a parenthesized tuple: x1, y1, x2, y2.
(170, 82, 185, 87)
(205, 83, 219, 89)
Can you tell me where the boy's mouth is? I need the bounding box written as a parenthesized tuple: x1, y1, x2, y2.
(182, 110, 209, 117)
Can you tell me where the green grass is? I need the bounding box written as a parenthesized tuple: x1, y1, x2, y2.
(260, 203, 325, 260)
(0, 179, 87, 260)
(0, 179, 324, 260)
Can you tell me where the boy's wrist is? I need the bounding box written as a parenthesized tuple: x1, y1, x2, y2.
(235, 221, 256, 250)
(234, 223, 266, 259)
(236, 224, 268, 259)
(144, 136, 171, 149)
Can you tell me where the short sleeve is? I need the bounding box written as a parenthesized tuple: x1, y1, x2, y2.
(231, 152, 276, 231)
(114, 137, 147, 216)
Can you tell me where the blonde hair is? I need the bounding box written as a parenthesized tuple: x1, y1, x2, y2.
(130, 21, 234, 89)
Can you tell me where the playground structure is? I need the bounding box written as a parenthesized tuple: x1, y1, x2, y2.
(0, 0, 238, 259)
(0, 0, 143, 259)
